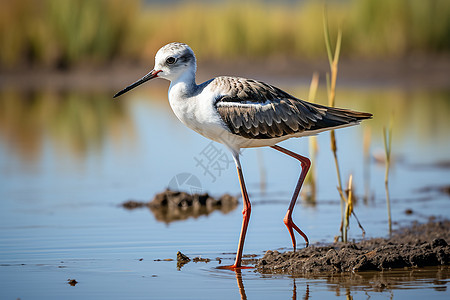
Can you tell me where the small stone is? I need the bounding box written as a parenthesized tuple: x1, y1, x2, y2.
(177, 251, 191, 262)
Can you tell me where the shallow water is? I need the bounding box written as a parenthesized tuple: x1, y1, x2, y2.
(0, 83, 449, 299)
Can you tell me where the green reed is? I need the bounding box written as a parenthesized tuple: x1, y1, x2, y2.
(0, 0, 139, 68)
(1, 0, 449, 69)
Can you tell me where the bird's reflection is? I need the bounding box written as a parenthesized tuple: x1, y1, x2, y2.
(292, 278, 309, 300)
(234, 269, 247, 300)
(232, 270, 310, 300)
(292, 278, 297, 300)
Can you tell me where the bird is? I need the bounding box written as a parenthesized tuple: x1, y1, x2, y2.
(114, 42, 372, 269)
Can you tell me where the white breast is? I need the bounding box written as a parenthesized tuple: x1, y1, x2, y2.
(168, 84, 229, 141)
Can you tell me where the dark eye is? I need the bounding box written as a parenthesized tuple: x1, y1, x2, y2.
(166, 57, 176, 65)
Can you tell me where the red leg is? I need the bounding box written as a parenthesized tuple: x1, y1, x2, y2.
(218, 165, 252, 269)
(271, 145, 310, 250)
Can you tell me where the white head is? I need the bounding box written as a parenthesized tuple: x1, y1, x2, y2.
(114, 42, 196, 98)
(154, 42, 196, 81)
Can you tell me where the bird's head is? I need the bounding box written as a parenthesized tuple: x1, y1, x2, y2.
(113, 42, 196, 98)
(154, 42, 196, 81)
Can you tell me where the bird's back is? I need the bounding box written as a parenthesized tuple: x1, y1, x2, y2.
(210, 76, 372, 140)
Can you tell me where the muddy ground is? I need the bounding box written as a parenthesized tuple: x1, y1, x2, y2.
(123, 191, 449, 277)
(122, 189, 238, 223)
(256, 219, 449, 275)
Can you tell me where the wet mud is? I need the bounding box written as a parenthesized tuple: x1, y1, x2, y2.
(122, 189, 238, 223)
(256, 219, 450, 275)
(67, 279, 78, 286)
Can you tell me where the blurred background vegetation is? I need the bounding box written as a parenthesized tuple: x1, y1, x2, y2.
(1, 0, 449, 70)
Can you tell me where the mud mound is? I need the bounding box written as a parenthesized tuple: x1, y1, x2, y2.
(256, 220, 450, 275)
(122, 189, 238, 223)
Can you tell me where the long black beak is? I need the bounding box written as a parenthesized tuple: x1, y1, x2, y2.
(113, 70, 161, 98)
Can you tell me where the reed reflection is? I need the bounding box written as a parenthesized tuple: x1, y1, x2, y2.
(0, 89, 132, 165)
(290, 87, 450, 147)
(1, 87, 449, 167)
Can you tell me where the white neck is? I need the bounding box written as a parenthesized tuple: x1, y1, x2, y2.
(168, 70, 197, 99)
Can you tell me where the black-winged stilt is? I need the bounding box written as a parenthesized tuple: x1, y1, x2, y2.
(114, 42, 372, 269)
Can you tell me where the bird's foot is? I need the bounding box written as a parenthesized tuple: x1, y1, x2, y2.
(284, 217, 309, 250)
(216, 264, 254, 270)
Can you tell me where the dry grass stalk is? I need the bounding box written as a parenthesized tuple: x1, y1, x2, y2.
(305, 72, 320, 203)
(324, 12, 365, 242)
(343, 175, 353, 243)
(323, 12, 347, 241)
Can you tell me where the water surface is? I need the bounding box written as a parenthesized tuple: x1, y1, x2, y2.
(0, 84, 449, 299)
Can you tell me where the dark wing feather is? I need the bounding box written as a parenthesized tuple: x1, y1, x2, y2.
(213, 77, 372, 139)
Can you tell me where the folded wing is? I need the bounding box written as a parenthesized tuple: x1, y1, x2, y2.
(213, 77, 372, 139)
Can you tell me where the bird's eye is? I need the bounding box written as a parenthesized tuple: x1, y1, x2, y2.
(166, 57, 176, 65)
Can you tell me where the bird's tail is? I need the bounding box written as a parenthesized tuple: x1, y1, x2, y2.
(308, 102, 372, 131)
